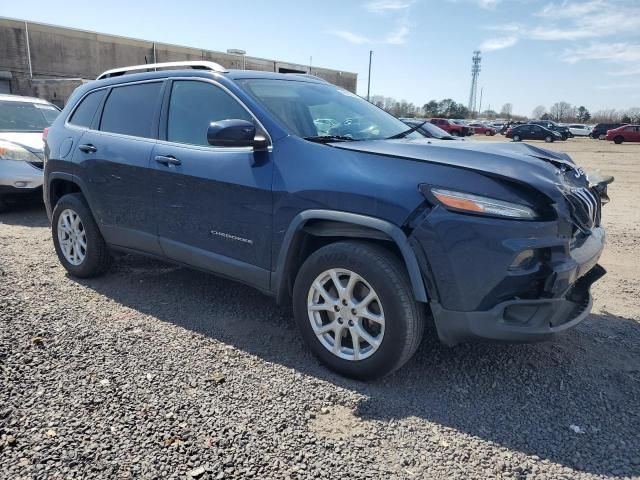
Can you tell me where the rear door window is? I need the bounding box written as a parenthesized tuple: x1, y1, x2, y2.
(100, 82, 162, 138)
(69, 89, 107, 128)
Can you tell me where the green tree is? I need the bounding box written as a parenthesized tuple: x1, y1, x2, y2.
(577, 106, 591, 122)
(422, 100, 439, 117)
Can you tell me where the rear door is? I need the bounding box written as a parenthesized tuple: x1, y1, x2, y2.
(72, 81, 164, 254)
(152, 79, 273, 289)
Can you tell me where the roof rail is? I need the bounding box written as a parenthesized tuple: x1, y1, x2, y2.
(96, 61, 227, 80)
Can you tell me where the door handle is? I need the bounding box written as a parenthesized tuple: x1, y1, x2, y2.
(155, 155, 181, 166)
(78, 144, 97, 153)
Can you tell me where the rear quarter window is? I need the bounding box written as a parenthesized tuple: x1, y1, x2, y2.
(69, 89, 107, 128)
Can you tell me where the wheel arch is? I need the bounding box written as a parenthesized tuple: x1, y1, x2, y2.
(273, 210, 429, 305)
(46, 173, 95, 223)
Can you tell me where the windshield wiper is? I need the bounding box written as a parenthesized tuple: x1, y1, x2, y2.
(303, 135, 356, 143)
(387, 121, 427, 139)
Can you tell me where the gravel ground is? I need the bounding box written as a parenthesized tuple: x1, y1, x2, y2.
(1, 138, 639, 479)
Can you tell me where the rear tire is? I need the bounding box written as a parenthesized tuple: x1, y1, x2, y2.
(614, 136, 624, 145)
(293, 241, 425, 380)
(52, 193, 112, 278)
(544, 135, 553, 143)
(0, 197, 6, 213)
(451, 131, 460, 137)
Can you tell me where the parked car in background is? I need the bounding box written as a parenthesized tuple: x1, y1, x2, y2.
(44, 61, 608, 380)
(605, 125, 640, 144)
(506, 124, 562, 142)
(591, 123, 628, 140)
(429, 118, 471, 136)
(529, 120, 571, 140)
(566, 124, 592, 137)
(0, 94, 61, 212)
(468, 122, 497, 136)
(400, 119, 464, 140)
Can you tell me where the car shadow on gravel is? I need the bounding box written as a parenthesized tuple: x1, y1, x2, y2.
(78, 254, 640, 478)
(0, 201, 48, 227)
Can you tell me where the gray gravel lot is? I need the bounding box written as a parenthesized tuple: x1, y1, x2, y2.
(1, 140, 639, 479)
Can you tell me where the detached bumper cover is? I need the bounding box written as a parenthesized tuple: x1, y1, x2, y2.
(433, 264, 606, 345)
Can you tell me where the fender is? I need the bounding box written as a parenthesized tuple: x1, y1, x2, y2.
(272, 209, 429, 304)
(45, 171, 96, 223)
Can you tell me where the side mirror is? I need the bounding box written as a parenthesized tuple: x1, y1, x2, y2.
(207, 119, 269, 149)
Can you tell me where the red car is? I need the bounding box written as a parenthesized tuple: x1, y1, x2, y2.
(468, 123, 497, 136)
(429, 118, 471, 136)
(605, 125, 640, 144)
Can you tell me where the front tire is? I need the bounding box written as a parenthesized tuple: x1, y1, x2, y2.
(544, 135, 553, 143)
(513, 135, 521, 142)
(52, 193, 112, 278)
(599, 133, 606, 140)
(451, 131, 460, 137)
(293, 241, 424, 380)
(485, 130, 492, 136)
(614, 136, 624, 144)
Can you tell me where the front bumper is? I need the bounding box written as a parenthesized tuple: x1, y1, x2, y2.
(410, 206, 606, 345)
(0, 159, 44, 193)
(432, 264, 605, 345)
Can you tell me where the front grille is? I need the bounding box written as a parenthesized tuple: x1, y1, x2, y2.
(567, 187, 601, 231)
(28, 161, 44, 170)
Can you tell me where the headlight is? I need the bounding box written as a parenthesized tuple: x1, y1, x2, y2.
(421, 186, 539, 219)
(0, 140, 41, 162)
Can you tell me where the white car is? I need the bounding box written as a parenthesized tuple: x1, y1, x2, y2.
(0, 94, 60, 211)
(566, 124, 592, 137)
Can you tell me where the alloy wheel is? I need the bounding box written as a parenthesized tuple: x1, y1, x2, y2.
(57, 208, 87, 265)
(307, 268, 385, 361)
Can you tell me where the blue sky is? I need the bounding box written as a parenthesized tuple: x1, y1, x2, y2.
(2, 0, 638, 116)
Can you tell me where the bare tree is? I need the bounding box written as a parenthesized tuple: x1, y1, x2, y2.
(500, 103, 513, 119)
(550, 102, 572, 122)
(532, 105, 546, 119)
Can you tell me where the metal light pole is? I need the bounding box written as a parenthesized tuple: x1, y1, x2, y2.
(367, 50, 373, 102)
(478, 87, 483, 117)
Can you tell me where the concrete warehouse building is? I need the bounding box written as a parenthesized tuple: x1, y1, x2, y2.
(0, 17, 358, 107)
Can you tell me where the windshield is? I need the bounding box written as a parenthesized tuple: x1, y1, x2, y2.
(238, 79, 419, 141)
(0, 101, 60, 132)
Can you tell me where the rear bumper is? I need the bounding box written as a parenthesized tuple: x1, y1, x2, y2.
(432, 264, 606, 345)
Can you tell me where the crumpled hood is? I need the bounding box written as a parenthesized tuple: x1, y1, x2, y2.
(0, 132, 45, 154)
(332, 138, 588, 201)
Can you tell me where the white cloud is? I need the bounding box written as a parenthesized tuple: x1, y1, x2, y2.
(561, 42, 640, 64)
(365, 0, 413, 13)
(477, 0, 501, 8)
(480, 36, 518, 51)
(385, 25, 410, 45)
(328, 30, 372, 45)
(596, 82, 638, 90)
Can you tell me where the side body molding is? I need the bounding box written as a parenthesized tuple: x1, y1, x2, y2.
(272, 210, 429, 304)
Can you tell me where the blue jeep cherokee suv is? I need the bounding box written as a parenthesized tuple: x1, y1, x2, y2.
(43, 61, 608, 379)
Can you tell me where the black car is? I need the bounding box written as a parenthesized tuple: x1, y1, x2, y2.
(529, 120, 570, 140)
(400, 119, 463, 140)
(591, 123, 628, 140)
(506, 124, 562, 142)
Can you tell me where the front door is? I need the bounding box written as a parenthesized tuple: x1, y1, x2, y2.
(152, 79, 273, 289)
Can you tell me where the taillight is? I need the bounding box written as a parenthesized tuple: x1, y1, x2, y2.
(42, 128, 49, 141)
